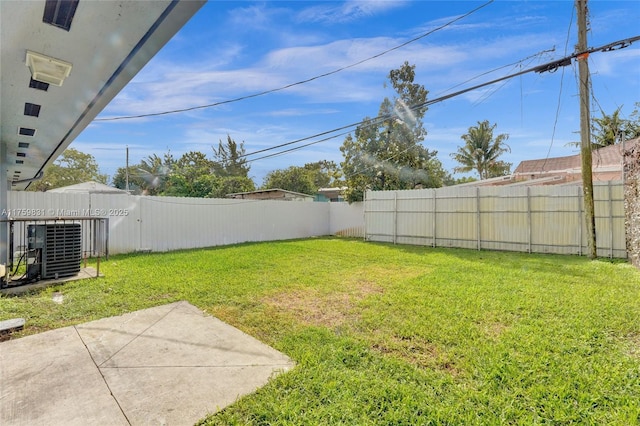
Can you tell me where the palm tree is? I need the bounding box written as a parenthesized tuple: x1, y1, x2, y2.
(451, 120, 510, 179)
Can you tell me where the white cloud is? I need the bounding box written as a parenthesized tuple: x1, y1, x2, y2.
(262, 107, 341, 118)
(297, 1, 408, 24)
(102, 34, 481, 119)
(589, 47, 640, 77)
(99, 5, 576, 121)
(227, 3, 281, 29)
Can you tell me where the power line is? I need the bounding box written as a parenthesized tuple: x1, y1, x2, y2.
(238, 35, 640, 163)
(245, 131, 352, 164)
(433, 49, 556, 98)
(458, 50, 556, 108)
(541, 5, 575, 172)
(93, 1, 494, 122)
(414, 35, 640, 110)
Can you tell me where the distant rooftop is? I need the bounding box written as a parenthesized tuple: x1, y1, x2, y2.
(227, 188, 314, 201)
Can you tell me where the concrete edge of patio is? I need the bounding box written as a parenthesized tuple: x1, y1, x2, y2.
(0, 301, 295, 425)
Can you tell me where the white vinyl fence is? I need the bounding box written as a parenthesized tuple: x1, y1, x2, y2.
(11, 182, 626, 259)
(365, 181, 627, 258)
(8, 192, 364, 255)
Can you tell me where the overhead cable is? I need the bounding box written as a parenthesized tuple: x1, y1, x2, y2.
(94, 1, 494, 122)
(412, 36, 640, 110)
(244, 131, 352, 164)
(434, 48, 555, 97)
(541, 6, 575, 172)
(239, 35, 640, 162)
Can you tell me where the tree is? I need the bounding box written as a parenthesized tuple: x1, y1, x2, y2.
(29, 148, 107, 191)
(113, 152, 175, 195)
(340, 62, 446, 202)
(209, 135, 256, 197)
(592, 105, 640, 147)
(451, 120, 510, 179)
(443, 174, 477, 186)
(210, 176, 255, 198)
(212, 135, 251, 178)
(164, 151, 217, 197)
(303, 160, 343, 189)
(262, 166, 316, 195)
(262, 160, 342, 195)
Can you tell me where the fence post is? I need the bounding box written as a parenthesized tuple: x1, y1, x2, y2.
(578, 185, 583, 256)
(393, 191, 397, 244)
(138, 195, 144, 252)
(432, 189, 437, 248)
(527, 186, 532, 254)
(609, 181, 614, 259)
(476, 187, 481, 251)
(363, 190, 367, 241)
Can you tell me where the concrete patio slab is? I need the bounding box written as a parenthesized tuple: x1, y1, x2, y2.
(0, 267, 102, 296)
(0, 327, 129, 426)
(0, 301, 294, 425)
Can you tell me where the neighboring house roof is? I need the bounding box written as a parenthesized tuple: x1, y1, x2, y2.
(315, 187, 347, 202)
(227, 188, 314, 200)
(48, 181, 128, 194)
(515, 139, 638, 176)
(456, 138, 639, 188)
(317, 187, 347, 197)
(514, 154, 580, 175)
(317, 187, 348, 192)
(452, 175, 516, 188)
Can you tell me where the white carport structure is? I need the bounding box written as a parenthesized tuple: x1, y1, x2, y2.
(48, 181, 128, 194)
(0, 0, 205, 264)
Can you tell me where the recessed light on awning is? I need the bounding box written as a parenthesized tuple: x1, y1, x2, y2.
(25, 50, 72, 86)
(18, 127, 36, 136)
(24, 102, 41, 117)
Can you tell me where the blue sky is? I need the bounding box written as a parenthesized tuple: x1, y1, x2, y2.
(75, 0, 640, 186)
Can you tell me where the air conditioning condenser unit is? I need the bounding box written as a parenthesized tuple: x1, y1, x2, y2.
(27, 223, 82, 281)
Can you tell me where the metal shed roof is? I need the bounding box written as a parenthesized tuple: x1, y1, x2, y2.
(47, 181, 128, 194)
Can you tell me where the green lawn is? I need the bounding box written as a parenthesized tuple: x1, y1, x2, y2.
(1, 238, 639, 425)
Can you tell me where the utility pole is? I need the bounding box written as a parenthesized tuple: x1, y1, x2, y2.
(576, 0, 597, 259)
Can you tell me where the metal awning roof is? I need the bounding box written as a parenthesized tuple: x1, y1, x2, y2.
(0, 0, 205, 190)
(47, 180, 128, 194)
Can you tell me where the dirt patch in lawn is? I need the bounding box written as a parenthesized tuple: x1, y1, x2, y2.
(625, 332, 640, 359)
(371, 334, 461, 376)
(263, 279, 384, 329)
(478, 321, 510, 341)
